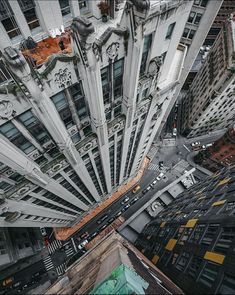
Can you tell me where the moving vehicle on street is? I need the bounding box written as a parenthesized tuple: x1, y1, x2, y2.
(156, 172, 164, 181)
(121, 196, 130, 204)
(142, 186, 151, 194)
(150, 180, 157, 187)
(97, 214, 108, 225)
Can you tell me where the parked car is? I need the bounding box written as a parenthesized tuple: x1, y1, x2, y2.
(122, 204, 130, 212)
(191, 141, 200, 147)
(108, 217, 115, 224)
(121, 196, 130, 204)
(116, 211, 122, 217)
(99, 224, 108, 231)
(91, 231, 98, 238)
(78, 239, 88, 250)
(156, 172, 164, 181)
(132, 185, 141, 194)
(150, 180, 157, 188)
(142, 186, 151, 194)
(97, 214, 108, 224)
(130, 197, 139, 205)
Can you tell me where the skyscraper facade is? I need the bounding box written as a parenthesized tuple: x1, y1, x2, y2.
(135, 166, 235, 294)
(181, 17, 235, 138)
(0, 0, 221, 227)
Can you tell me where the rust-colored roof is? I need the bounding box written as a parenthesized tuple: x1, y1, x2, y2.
(21, 32, 72, 67)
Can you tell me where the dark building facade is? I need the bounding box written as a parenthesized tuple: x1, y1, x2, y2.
(135, 166, 235, 294)
(194, 125, 235, 172)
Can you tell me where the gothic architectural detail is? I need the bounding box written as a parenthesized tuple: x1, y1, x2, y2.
(106, 42, 120, 61)
(0, 100, 15, 119)
(54, 68, 72, 89)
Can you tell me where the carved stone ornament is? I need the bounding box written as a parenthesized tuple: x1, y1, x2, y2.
(106, 42, 120, 61)
(0, 100, 15, 119)
(148, 56, 163, 76)
(54, 68, 72, 89)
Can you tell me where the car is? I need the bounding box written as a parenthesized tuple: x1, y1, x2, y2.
(116, 211, 122, 217)
(40, 227, 47, 237)
(99, 224, 108, 231)
(78, 239, 88, 250)
(172, 128, 177, 137)
(78, 232, 89, 240)
(159, 161, 164, 169)
(96, 214, 108, 224)
(191, 141, 200, 147)
(122, 204, 130, 212)
(108, 217, 115, 224)
(132, 185, 141, 194)
(156, 172, 164, 181)
(91, 231, 98, 238)
(142, 186, 151, 194)
(150, 180, 157, 188)
(121, 196, 130, 204)
(130, 196, 139, 205)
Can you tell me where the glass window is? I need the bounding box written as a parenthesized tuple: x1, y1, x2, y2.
(140, 34, 152, 75)
(198, 262, 220, 288)
(201, 224, 219, 246)
(78, 0, 88, 10)
(24, 8, 40, 31)
(214, 227, 235, 254)
(189, 224, 206, 243)
(101, 66, 110, 105)
(2, 17, 22, 41)
(188, 256, 204, 279)
(0, 121, 35, 154)
(188, 29, 196, 39)
(165, 22, 176, 39)
(194, 13, 202, 25)
(18, 110, 51, 145)
(51, 92, 76, 129)
(59, 0, 71, 16)
(175, 252, 190, 271)
(219, 275, 235, 294)
(188, 11, 196, 23)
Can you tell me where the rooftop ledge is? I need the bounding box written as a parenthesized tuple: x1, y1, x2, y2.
(158, 43, 187, 92)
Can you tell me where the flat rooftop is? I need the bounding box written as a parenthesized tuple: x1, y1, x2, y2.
(21, 31, 72, 67)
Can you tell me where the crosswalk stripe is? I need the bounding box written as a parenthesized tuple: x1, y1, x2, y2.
(47, 239, 63, 254)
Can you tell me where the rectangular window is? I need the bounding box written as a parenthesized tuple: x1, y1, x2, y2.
(165, 22, 175, 39)
(59, 0, 71, 16)
(175, 252, 190, 271)
(140, 34, 152, 75)
(2, 17, 22, 41)
(188, 256, 204, 279)
(101, 66, 110, 105)
(198, 262, 220, 288)
(51, 91, 76, 129)
(214, 227, 235, 254)
(78, 0, 88, 10)
(18, 0, 40, 33)
(70, 83, 88, 120)
(18, 110, 51, 145)
(201, 224, 219, 246)
(189, 224, 206, 243)
(0, 122, 35, 154)
(114, 59, 124, 99)
(219, 275, 235, 295)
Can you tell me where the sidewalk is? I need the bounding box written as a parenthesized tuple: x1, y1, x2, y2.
(54, 157, 150, 241)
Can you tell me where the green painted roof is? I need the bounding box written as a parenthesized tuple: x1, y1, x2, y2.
(90, 264, 149, 295)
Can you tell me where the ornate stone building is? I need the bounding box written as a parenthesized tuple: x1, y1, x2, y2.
(0, 0, 221, 227)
